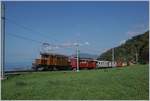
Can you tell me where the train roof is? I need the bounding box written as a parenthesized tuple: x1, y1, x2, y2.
(71, 57, 96, 61)
(40, 52, 68, 57)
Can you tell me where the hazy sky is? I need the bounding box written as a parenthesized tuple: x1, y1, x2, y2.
(4, 1, 149, 69)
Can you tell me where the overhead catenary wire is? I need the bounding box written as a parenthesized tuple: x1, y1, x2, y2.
(7, 33, 44, 44)
(7, 32, 109, 55)
(5, 18, 78, 48)
(5, 17, 53, 40)
(6, 33, 74, 48)
(5, 18, 92, 49)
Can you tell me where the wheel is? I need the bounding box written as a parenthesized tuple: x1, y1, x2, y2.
(53, 67, 58, 71)
(37, 67, 44, 71)
(73, 68, 76, 71)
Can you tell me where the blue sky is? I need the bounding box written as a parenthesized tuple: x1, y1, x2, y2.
(4, 1, 149, 69)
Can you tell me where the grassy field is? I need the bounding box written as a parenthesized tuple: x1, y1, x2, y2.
(2, 64, 149, 100)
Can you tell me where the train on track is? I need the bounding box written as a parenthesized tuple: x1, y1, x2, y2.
(32, 52, 126, 71)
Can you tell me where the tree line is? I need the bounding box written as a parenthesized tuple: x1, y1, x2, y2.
(97, 31, 149, 65)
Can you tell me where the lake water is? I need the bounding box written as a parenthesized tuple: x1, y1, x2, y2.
(4, 62, 32, 71)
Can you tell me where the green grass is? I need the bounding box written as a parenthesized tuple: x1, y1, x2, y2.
(2, 64, 149, 100)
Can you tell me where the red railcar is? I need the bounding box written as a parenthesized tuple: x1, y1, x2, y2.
(70, 58, 96, 70)
(116, 61, 124, 67)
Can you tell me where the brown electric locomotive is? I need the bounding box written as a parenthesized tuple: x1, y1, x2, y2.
(32, 52, 70, 71)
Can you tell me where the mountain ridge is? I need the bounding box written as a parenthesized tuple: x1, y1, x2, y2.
(97, 31, 149, 64)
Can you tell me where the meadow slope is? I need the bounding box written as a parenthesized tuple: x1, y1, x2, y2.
(2, 64, 149, 100)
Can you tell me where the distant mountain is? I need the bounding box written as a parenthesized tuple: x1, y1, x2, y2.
(71, 53, 98, 59)
(97, 31, 149, 64)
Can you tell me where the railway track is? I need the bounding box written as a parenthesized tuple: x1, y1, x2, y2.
(4, 69, 73, 76)
(5, 70, 35, 75)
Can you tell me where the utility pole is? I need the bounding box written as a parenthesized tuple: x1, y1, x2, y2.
(76, 44, 79, 72)
(112, 48, 115, 67)
(1, 2, 5, 79)
(135, 44, 138, 64)
(135, 50, 138, 64)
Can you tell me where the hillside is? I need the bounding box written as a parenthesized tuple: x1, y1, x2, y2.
(2, 65, 149, 100)
(97, 31, 149, 64)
